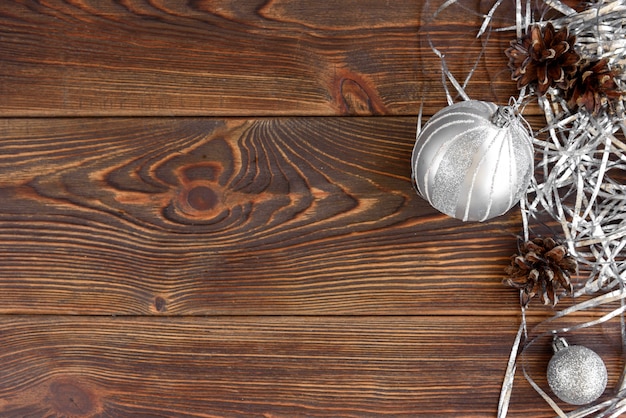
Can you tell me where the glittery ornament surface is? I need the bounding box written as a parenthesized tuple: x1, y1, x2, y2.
(412, 100, 534, 222)
(547, 345, 608, 405)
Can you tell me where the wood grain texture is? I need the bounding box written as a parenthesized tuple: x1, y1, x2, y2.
(0, 0, 523, 116)
(0, 316, 622, 417)
(2, 1, 620, 416)
(0, 116, 535, 315)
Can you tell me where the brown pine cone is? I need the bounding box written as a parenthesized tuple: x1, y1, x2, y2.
(566, 58, 623, 115)
(504, 237, 577, 307)
(505, 22, 580, 95)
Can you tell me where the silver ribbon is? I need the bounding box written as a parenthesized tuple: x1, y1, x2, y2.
(422, 0, 626, 415)
(499, 0, 626, 416)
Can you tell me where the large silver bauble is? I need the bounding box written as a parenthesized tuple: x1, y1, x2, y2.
(411, 100, 534, 222)
(547, 337, 608, 405)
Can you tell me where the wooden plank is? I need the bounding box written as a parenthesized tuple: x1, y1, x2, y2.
(0, 0, 522, 116)
(0, 315, 621, 417)
(0, 116, 539, 315)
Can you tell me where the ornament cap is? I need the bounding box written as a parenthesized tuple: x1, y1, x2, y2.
(552, 335, 569, 352)
(491, 106, 515, 128)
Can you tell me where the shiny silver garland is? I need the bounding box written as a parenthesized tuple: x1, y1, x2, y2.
(498, 0, 626, 416)
(422, 0, 626, 416)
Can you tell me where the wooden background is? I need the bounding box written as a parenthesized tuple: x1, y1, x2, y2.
(0, 0, 622, 416)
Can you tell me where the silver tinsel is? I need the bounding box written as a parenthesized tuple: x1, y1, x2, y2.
(421, 0, 626, 416)
(513, 1, 625, 414)
(497, 0, 626, 416)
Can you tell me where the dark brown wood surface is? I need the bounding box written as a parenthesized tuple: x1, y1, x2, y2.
(0, 0, 621, 417)
(1, 316, 622, 418)
(0, 116, 526, 316)
(0, 0, 522, 117)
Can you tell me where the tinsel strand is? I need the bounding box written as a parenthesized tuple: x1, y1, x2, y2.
(423, 0, 626, 415)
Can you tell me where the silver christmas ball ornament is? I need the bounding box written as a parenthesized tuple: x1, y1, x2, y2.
(411, 100, 534, 222)
(547, 336, 608, 405)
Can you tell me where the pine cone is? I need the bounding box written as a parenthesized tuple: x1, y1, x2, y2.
(504, 237, 577, 307)
(566, 58, 623, 115)
(505, 23, 580, 95)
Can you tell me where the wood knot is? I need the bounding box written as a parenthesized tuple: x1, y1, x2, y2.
(186, 185, 218, 211)
(154, 296, 167, 313)
(332, 70, 385, 115)
(341, 79, 374, 115)
(48, 378, 99, 416)
(172, 180, 225, 222)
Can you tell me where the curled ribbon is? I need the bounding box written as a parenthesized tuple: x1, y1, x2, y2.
(421, 0, 626, 415)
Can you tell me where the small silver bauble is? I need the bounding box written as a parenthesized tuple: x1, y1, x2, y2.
(547, 336, 608, 405)
(411, 100, 534, 222)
